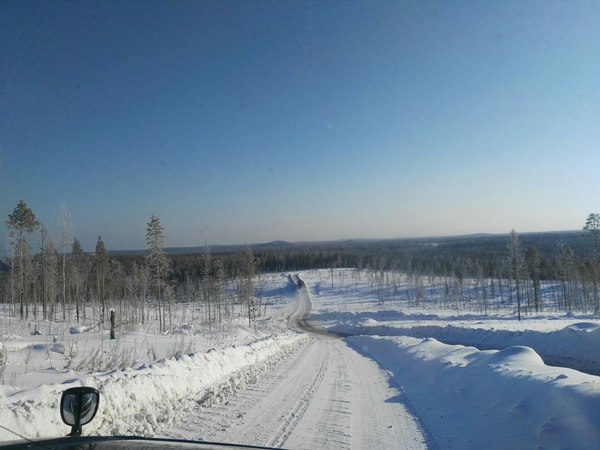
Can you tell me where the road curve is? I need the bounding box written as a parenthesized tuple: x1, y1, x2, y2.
(165, 276, 432, 449)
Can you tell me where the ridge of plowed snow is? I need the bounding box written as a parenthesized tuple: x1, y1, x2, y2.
(0, 332, 308, 440)
(348, 335, 600, 449)
(317, 313, 600, 374)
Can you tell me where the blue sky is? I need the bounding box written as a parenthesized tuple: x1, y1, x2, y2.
(1, 1, 599, 251)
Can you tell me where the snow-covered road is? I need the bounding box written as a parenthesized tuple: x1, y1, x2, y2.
(164, 287, 432, 449)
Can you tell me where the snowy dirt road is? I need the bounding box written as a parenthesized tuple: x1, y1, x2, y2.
(164, 286, 432, 449)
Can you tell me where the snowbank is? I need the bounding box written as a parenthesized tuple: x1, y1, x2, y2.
(320, 313, 600, 374)
(348, 335, 600, 449)
(0, 332, 308, 440)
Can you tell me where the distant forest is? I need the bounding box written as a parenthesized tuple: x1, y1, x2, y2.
(2, 199, 599, 323)
(90, 230, 594, 284)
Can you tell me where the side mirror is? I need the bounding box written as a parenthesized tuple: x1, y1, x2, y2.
(60, 387, 100, 436)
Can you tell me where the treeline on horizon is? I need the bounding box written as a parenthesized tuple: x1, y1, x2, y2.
(246, 230, 594, 279)
(1, 199, 599, 324)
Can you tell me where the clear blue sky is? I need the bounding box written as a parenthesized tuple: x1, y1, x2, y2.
(1, 1, 599, 251)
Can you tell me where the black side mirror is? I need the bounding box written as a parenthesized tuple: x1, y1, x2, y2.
(60, 387, 100, 436)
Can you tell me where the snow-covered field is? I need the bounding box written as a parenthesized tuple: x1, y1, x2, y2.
(2, 268, 600, 449)
(303, 269, 600, 374)
(304, 268, 600, 449)
(0, 273, 301, 440)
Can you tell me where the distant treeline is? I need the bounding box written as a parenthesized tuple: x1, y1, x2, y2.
(207, 231, 591, 279)
(2, 197, 599, 322)
(98, 231, 594, 286)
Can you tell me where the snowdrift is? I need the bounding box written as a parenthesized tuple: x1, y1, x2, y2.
(348, 335, 600, 449)
(319, 310, 600, 375)
(0, 332, 308, 440)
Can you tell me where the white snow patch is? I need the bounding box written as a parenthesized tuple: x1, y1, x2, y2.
(348, 335, 600, 449)
(0, 332, 308, 440)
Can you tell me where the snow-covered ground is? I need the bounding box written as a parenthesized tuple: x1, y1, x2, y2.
(304, 268, 600, 449)
(304, 268, 600, 374)
(2, 268, 600, 449)
(348, 335, 600, 449)
(0, 273, 301, 440)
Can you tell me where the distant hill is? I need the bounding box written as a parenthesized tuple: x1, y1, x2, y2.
(109, 230, 588, 259)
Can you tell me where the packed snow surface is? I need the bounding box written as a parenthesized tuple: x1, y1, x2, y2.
(348, 335, 600, 449)
(3, 269, 600, 448)
(0, 332, 307, 440)
(303, 268, 600, 375)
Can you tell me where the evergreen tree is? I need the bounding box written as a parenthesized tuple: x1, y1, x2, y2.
(508, 230, 525, 320)
(59, 206, 71, 320)
(525, 246, 542, 312)
(584, 213, 600, 313)
(240, 245, 256, 326)
(70, 238, 88, 322)
(7, 200, 39, 319)
(145, 215, 169, 331)
(557, 241, 575, 312)
(94, 236, 109, 321)
(40, 229, 59, 320)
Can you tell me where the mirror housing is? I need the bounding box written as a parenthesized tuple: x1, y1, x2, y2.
(60, 387, 100, 436)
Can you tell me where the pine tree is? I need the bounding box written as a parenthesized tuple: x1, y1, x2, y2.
(240, 246, 256, 326)
(557, 241, 575, 312)
(584, 213, 600, 313)
(525, 246, 542, 312)
(40, 229, 59, 320)
(202, 242, 213, 327)
(145, 215, 169, 332)
(59, 206, 71, 320)
(7, 200, 39, 319)
(94, 236, 109, 321)
(71, 238, 88, 322)
(508, 230, 524, 320)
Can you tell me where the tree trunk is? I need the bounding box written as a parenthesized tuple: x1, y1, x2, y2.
(110, 309, 116, 339)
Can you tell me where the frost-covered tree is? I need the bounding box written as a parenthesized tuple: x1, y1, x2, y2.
(145, 215, 169, 331)
(525, 246, 542, 313)
(59, 206, 71, 320)
(7, 200, 39, 319)
(584, 213, 600, 313)
(70, 238, 88, 322)
(127, 261, 149, 325)
(40, 227, 59, 320)
(94, 236, 110, 321)
(239, 245, 256, 326)
(557, 241, 575, 312)
(201, 242, 214, 327)
(508, 230, 525, 320)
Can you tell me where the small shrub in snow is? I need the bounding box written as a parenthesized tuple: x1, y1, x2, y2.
(0, 344, 6, 383)
(167, 336, 193, 360)
(46, 345, 53, 369)
(24, 345, 32, 373)
(64, 342, 79, 370)
(147, 344, 157, 362)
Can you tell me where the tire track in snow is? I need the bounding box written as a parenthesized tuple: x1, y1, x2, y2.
(164, 336, 328, 446)
(164, 282, 432, 449)
(266, 344, 329, 448)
